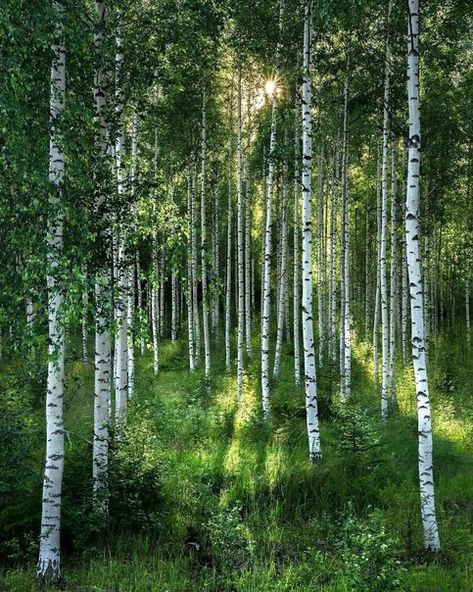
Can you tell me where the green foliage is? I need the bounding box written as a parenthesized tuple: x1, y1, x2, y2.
(338, 505, 406, 591)
(206, 503, 255, 570)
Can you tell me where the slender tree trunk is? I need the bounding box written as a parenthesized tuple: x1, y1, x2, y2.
(328, 139, 339, 363)
(201, 92, 211, 376)
(273, 141, 289, 378)
(82, 281, 88, 362)
(261, 2, 284, 417)
(340, 48, 351, 399)
(373, 140, 382, 393)
(187, 169, 196, 370)
(389, 140, 398, 405)
(37, 1, 66, 579)
(380, 5, 392, 419)
(293, 121, 301, 386)
(244, 90, 252, 358)
(316, 143, 325, 364)
(225, 102, 233, 371)
(405, 0, 441, 551)
(92, 0, 111, 507)
(464, 279, 471, 342)
(301, 1, 322, 461)
(127, 111, 138, 400)
(191, 160, 200, 362)
(114, 34, 128, 421)
(236, 69, 245, 399)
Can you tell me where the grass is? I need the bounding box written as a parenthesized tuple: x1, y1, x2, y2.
(1, 327, 473, 591)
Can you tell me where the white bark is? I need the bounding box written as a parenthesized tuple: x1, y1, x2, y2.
(373, 141, 382, 393)
(244, 91, 252, 358)
(316, 144, 324, 364)
(191, 161, 200, 361)
(405, 0, 441, 551)
(466, 277, 471, 348)
(201, 92, 211, 376)
(328, 140, 339, 363)
(236, 70, 245, 399)
(127, 111, 138, 400)
(113, 34, 128, 422)
(187, 170, 196, 371)
(92, 0, 111, 503)
(389, 140, 398, 404)
(274, 129, 289, 379)
(81, 282, 88, 362)
(171, 269, 178, 341)
(293, 122, 301, 386)
(38, 1, 66, 579)
(380, 6, 392, 419)
(225, 112, 233, 371)
(340, 52, 351, 400)
(301, 2, 321, 461)
(261, 96, 277, 417)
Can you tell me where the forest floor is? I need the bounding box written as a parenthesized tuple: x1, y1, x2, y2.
(1, 331, 473, 591)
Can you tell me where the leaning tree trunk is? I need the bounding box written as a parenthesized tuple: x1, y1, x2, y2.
(37, 0, 66, 580)
(405, 0, 441, 551)
(301, 1, 322, 461)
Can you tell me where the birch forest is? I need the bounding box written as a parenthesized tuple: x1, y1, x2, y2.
(1, 0, 473, 590)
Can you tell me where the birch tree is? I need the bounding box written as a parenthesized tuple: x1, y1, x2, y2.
(37, 0, 66, 579)
(93, 0, 111, 501)
(405, 0, 441, 551)
(301, 1, 321, 461)
(201, 92, 211, 377)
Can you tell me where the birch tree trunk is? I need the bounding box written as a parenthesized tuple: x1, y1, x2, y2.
(301, 1, 321, 461)
(293, 122, 301, 386)
(127, 110, 138, 400)
(187, 170, 196, 371)
(405, 0, 441, 551)
(389, 140, 398, 404)
(261, 0, 284, 417)
(225, 102, 233, 371)
(466, 275, 471, 348)
(328, 139, 339, 363)
(380, 5, 392, 419)
(201, 92, 211, 377)
(274, 127, 289, 378)
(37, 1, 66, 579)
(114, 34, 128, 421)
(191, 160, 200, 362)
(236, 69, 245, 399)
(373, 141, 382, 393)
(244, 91, 252, 358)
(82, 273, 88, 362)
(340, 49, 351, 399)
(92, 0, 111, 503)
(316, 143, 325, 364)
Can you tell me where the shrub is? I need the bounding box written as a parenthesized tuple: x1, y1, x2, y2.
(206, 503, 255, 571)
(338, 506, 406, 592)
